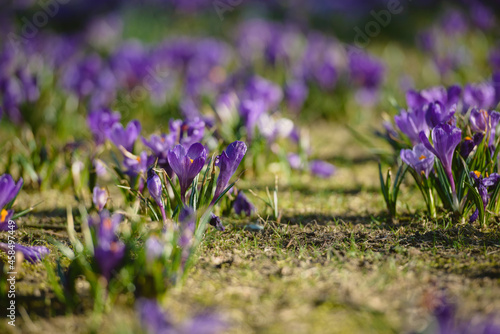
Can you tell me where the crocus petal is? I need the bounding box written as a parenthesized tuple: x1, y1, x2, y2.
(212, 141, 247, 203)
(0, 174, 23, 209)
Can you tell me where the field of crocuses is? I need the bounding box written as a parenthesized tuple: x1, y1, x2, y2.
(2, 1, 500, 333)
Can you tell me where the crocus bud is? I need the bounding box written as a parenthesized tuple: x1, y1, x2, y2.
(147, 167, 163, 208)
(209, 213, 225, 231)
(92, 186, 108, 211)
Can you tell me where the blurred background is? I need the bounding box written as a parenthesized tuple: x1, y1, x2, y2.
(1, 0, 500, 186)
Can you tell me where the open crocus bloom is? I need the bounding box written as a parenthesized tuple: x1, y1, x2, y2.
(419, 124, 462, 192)
(167, 143, 207, 202)
(400, 143, 435, 179)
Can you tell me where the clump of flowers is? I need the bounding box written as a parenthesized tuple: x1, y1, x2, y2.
(379, 84, 500, 225)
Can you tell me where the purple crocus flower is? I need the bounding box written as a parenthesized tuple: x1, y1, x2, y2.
(109, 119, 141, 153)
(233, 191, 255, 217)
(142, 133, 176, 176)
(285, 80, 308, 113)
(0, 209, 15, 231)
(239, 98, 266, 141)
(310, 160, 336, 178)
(243, 76, 283, 111)
(469, 108, 500, 145)
(211, 141, 247, 205)
(209, 212, 224, 231)
(406, 85, 461, 110)
(136, 298, 173, 334)
(147, 167, 167, 224)
(400, 143, 435, 179)
(169, 118, 205, 150)
(90, 211, 125, 280)
(288, 153, 305, 170)
(178, 207, 196, 268)
(419, 124, 462, 193)
(136, 298, 226, 334)
(87, 108, 121, 146)
(441, 9, 467, 36)
(471, 2, 495, 31)
(0, 243, 50, 264)
(167, 143, 207, 203)
(432, 295, 500, 334)
(469, 171, 500, 222)
(460, 133, 484, 159)
(425, 102, 456, 128)
(123, 151, 153, 177)
(145, 237, 164, 264)
(348, 51, 385, 91)
(93, 159, 108, 177)
(61, 54, 102, 98)
(92, 186, 108, 211)
(463, 83, 496, 110)
(0, 174, 23, 209)
(395, 108, 429, 145)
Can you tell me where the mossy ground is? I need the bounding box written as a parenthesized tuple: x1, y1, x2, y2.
(2, 124, 500, 334)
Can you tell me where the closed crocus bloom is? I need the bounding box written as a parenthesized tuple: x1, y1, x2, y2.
(90, 211, 125, 280)
(310, 160, 336, 178)
(469, 108, 500, 133)
(239, 98, 266, 141)
(425, 102, 456, 128)
(0, 243, 50, 264)
(0, 174, 23, 209)
(92, 186, 108, 211)
(147, 167, 167, 224)
(109, 119, 141, 152)
(211, 141, 247, 205)
(400, 144, 435, 179)
(233, 191, 255, 217)
(285, 80, 308, 112)
(147, 168, 163, 208)
(209, 212, 224, 231)
(469, 171, 500, 222)
(469, 108, 500, 146)
(419, 124, 462, 193)
(178, 206, 195, 250)
(167, 143, 207, 203)
(395, 108, 429, 145)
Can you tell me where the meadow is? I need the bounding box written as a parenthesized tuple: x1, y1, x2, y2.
(1, 1, 500, 333)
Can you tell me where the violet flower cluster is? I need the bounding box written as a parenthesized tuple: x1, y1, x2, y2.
(384, 83, 500, 222)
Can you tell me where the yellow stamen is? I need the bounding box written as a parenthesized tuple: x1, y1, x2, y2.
(474, 170, 481, 178)
(419, 155, 426, 160)
(190, 158, 193, 163)
(136, 156, 141, 162)
(1, 209, 8, 222)
(465, 136, 472, 141)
